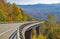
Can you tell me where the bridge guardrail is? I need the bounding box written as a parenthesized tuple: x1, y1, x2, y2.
(8, 30, 17, 39)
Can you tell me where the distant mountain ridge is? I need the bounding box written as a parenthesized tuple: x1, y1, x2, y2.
(18, 4, 60, 12)
(18, 4, 60, 20)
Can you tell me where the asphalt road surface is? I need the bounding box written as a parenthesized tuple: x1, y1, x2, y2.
(0, 21, 37, 39)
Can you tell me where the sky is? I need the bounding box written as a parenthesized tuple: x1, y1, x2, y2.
(7, 0, 60, 5)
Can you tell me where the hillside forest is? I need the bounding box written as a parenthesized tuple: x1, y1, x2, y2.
(0, 0, 37, 23)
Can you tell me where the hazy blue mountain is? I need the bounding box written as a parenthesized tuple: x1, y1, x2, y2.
(18, 4, 60, 20)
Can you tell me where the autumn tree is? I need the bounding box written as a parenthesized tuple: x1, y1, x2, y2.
(12, 3, 23, 22)
(0, 10, 6, 22)
(31, 28, 37, 39)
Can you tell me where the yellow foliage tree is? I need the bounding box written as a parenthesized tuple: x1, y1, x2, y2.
(12, 3, 23, 21)
(31, 28, 37, 39)
(38, 34, 47, 39)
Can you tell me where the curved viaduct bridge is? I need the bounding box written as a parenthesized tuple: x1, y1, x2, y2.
(0, 21, 44, 39)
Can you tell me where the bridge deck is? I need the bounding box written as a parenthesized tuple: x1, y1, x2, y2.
(0, 21, 38, 39)
(0, 21, 43, 39)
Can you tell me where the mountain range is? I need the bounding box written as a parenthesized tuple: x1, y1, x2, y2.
(18, 4, 60, 20)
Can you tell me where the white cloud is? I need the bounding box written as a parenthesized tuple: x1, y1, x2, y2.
(7, 0, 60, 5)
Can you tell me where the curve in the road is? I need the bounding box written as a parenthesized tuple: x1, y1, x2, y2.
(7, 21, 38, 39)
(21, 22, 44, 39)
(0, 21, 38, 39)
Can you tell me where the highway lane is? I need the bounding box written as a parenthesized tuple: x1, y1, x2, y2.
(0, 21, 38, 39)
(0, 23, 24, 36)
